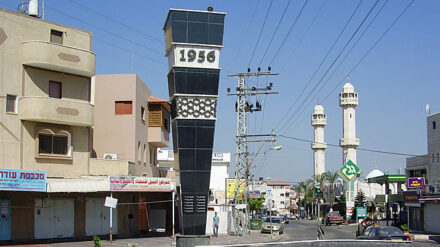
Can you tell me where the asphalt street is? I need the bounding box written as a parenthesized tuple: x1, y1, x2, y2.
(2, 220, 438, 246)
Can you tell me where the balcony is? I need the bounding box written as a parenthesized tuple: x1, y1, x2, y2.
(22, 40, 95, 77)
(339, 138, 360, 147)
(311, 142, 327, 149)
(148, 126, 170, 147)
(339, 97, 359, 107)
(311, 118, 327, 126)
(18, 96, 94, 127)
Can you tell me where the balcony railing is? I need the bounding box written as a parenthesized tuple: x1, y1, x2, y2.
(22, 40, 95, 77)
(18, 96, 93, 127)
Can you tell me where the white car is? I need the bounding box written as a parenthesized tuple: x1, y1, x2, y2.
(261, 217, 284, 234)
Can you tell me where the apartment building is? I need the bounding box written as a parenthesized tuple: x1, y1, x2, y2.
(0, 8, 173, 241)
(252, 180, 291, 215)
(405, 112, 440, 233)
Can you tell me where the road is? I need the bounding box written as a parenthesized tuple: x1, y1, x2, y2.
(3, 220, 438, 246)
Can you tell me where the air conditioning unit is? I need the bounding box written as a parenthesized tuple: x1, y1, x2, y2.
(103, 153, 118, 160)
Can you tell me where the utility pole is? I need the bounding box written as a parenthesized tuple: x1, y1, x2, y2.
(228, 69, 279, 236)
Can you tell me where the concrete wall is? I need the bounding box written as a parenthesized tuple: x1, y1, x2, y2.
(427, 113, 440, 185)
(89, 159, 135, 176)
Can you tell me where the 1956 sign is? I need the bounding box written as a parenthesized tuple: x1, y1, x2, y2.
(168, 45, 220, 70)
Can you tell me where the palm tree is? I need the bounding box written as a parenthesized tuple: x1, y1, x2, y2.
(324, 171, 339, 209)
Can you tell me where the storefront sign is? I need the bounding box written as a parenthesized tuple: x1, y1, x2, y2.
(104, 196, 118, 208)
(109, 177, 172, 192)
(249, 190, 261, 198)
(0, 168, 46, 192)
(408, 177, 424, 189)
(356, 207, 367, 218)
(403, 191, 420, 203)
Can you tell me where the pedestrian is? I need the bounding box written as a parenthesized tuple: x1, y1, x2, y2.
(213, 212, 220, 237)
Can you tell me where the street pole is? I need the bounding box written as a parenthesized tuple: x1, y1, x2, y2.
(228, 70, 279, 236)
(172, 190, 175, 239)
(109, 192, 113, 243)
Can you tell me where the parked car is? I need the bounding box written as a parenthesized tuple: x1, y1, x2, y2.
(325, 211, 344, 226)
(261, 217, 284, 234)
(281, 214, 290, 224)
(356, 226, 411, 242)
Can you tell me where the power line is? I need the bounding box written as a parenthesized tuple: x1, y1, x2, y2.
(279, 0, 328, 74)
(232, 0, 261, 69)
(322, 0, 416, 103)
(279, 135, 419, 157)
(258, 0, 292, 67)
(43, 3, 163, 56)
(66, 0, 162, 44)
(248, 0, 274, 68)
(276, 0, 364, 132)
(283, 0, 380, 133)
(269, 0, 309, 66)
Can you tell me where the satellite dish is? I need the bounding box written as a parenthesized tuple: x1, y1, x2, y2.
(426, 104, 430, 115)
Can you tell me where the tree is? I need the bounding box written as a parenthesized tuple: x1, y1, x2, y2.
(248, 196, 265, 213)
(353, 191, 366, 219)
(324, 171, 339, 208)
(333, 193, 346, 217)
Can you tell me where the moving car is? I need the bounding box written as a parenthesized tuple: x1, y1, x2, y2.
(325, 211, 344, 226)
(356, 226, 411, 242)
(261, 216, 284, 234)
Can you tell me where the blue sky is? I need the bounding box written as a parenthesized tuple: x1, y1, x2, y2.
(2, 0, 439, 183)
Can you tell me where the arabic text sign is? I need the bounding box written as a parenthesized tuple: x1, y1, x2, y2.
(249, 190, 261, 199)
(408, 177, 424, 189)
(109, 177, 172, 192)
(0, 168, 46, 192)
(340, 160, 361, 181)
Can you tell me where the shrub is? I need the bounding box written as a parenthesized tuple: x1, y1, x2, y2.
(93, 235, 102, 247)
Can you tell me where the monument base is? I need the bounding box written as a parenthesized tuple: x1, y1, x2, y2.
(176, 235, 210, 247)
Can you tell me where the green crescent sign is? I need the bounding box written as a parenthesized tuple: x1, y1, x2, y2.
(340, 160, 361, 181)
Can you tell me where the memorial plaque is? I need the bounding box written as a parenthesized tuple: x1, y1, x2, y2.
(164, 8, 226, 235)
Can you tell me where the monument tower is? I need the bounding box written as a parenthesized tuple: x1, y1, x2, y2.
(339, 82, 359, 164)
(311, 104, 327, 176)
(163, 8, 226, 238)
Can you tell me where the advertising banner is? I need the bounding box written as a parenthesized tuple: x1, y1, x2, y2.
(356, 207, 367, 218)
(109, 177, 172, 192)
(0, 168, 46, 192)
(408, 177, 424, 189)
(403, 190, 420, 203)
(249, 190, 261, 198)
(226, 178, 245, 199)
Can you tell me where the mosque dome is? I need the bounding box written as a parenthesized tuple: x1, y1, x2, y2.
(365, 169, 384, 179)
(313, 104, 324, 114)
(343, 82, 355, 93)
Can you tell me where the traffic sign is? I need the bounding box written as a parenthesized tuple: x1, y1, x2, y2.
(340, 160, 361, 181)
(356, 207, 367, 218)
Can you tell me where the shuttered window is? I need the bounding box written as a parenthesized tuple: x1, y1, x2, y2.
(115, 101, 132, 115)
(148, 104, 162, 126)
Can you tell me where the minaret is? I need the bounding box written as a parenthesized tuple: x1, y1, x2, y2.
(311, 104, 327, 176)
(339, 82, 359, 164)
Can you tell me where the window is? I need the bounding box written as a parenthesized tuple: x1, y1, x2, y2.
(432, 154, 435, 163)
(37, 129, 71, 157)
(49, 81, 62, 99)
(6, 95, 17, 113)
(437, 153, 439, 163)
(141, 106, 145, 122)
(280, 201, 284, 204)
(50, 29, 63, 44)
(433, 121, 437, 129)
(115, 101, 132, 114)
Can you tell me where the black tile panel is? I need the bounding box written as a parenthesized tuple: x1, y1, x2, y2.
(169, 68, 220, 96)
(165, 10, 225, 46)
(177, 126, 196, 148)
(195, 149, 212, 171)
(196, 127, 214, 149)
(179, 148, 196, 170)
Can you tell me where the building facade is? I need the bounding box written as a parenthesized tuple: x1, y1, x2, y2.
(253, 180, 291, 216)
(406, 112, 440, 233)
(0, 8, 173, 241)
